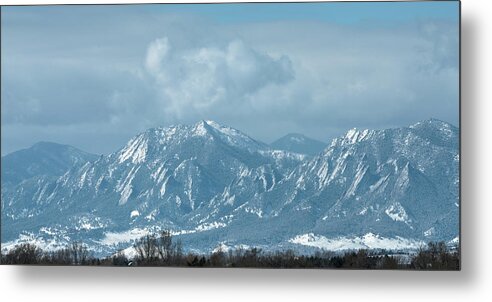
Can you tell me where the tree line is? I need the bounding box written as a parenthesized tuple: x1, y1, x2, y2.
(1, 231, 460, 270)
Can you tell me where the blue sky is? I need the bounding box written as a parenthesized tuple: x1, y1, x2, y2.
(142, 2, 459, 24)
(1, 1, 459, 155)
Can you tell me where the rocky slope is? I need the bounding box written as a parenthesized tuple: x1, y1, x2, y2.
(1, 119, 459, 256)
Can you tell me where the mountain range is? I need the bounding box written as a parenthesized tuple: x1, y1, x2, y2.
(1, 119, 459, 256)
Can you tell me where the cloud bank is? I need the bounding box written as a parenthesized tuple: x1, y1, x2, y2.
(1, 5, 459, 155)
(144, 37, 294, 120)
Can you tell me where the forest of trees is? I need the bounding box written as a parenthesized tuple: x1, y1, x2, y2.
(1, 231, 460, 270)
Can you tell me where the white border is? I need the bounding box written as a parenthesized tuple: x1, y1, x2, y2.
(2, 0, 492, 301)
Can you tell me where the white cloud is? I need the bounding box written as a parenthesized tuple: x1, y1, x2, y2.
(145, 37, 170, 76)
(143, 37, 294, 120)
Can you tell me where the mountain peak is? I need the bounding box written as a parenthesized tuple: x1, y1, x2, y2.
(409, 118, 458, 146)
(195, 120, 237, 133)
(193, 120, 214, 136)
(7, 141, 94, 158)
(116, 120, 267, 164)
(203, 119, 221, 127)
(28, 141, 84, 154)
(195, 120, 266, 151)
(192, 119, 236, 137)
(271, 133, 326, 156)
(410, 118, 457, 130)
(283, 133, 308, 142)
(2, 142, 97, 186)
(32, 141, 65, 148)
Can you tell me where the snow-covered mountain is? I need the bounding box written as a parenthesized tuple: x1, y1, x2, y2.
(271, 133, 326, 156)
(1, 119, 459, 256)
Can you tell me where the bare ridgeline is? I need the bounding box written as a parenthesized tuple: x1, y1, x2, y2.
(1, 120, 460, 269)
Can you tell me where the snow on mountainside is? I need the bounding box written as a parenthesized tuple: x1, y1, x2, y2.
(1, 119, 459, 256)
(289, 233, 425, 251)
(271, 133, 326, 156)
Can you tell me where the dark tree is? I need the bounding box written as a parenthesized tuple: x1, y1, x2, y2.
(2, 243, 42, 264)
(411, 241, 460, 270)
(157, 230, 173, 263)
(134, 234, 158, 264)
(70, 241, 90, 265)
(210, 246, 226, 267)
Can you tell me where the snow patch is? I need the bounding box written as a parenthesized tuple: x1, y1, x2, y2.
(290, 135, 305, 143)
(100, 228, 149, 246)
(116, 166, 140, 205)
(424, 227, 435, 237)
(119, 135, 148, 164)
(244, 207, 263, 218)
(195, 221, 227, 232)
(385, 203, 410, 223)
(1, 232, 71, 253)
(448, 237, 459, 245)
(289, 233, 425, 251)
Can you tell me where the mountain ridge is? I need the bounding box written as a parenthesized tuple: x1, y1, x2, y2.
(271, 133, 326, 156)
(1, 141, 98, 187)
(1, 119, 459, 256)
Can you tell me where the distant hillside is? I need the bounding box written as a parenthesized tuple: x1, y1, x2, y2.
(1, 142, 98, 186)
(271, 133, 326, 156)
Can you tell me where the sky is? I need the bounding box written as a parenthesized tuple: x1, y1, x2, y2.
(1, 1, 460, 155)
